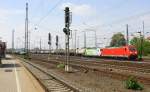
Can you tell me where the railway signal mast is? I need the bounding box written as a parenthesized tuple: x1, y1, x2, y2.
(56, 35, 58, 49)
(48, 33, 52, 58)
(56, 35, 59, 58)
(63, 7, 72, 72)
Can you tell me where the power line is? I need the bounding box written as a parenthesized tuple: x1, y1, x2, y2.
(79, 11, 150, 38)
(30, 0, 44, 19)
(36, 0, 64, 26)
(97, 11, 150, 28)
(100, 0, 129, 14)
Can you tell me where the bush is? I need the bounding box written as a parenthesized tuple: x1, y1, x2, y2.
(125, 76, 143, 90)
(130, 37, 150, 56)
(57, 63, 65, 68)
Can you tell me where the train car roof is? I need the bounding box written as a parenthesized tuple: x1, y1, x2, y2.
(102, 45, 135, 49)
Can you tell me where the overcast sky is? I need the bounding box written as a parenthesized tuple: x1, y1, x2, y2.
(0, 0, 150, 49)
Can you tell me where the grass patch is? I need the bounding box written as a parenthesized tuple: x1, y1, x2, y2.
(125, 76, 143, 90)
(57, 63, 65, 69)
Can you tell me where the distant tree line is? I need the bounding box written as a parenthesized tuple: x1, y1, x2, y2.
(110, 32, 126, 47)
(130, 37, 150, 56)
(110, 32, 150, 56)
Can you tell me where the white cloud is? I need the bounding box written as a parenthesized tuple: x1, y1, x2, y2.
(60, 2, 96, 16)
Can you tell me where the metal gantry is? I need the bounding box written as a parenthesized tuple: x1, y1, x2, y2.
(83, 29, 97, 48)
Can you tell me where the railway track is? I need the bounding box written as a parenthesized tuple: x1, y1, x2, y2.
(143, 57, 150, 62)
(31, 54, 150, 74)
(19, 58, 80, 92)
(39, 57, 150, 75)
(32, 53, 150, 64)
(30, 54, 150, 85)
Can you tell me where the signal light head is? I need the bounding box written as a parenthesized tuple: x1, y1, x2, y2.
(65, 7, 69, 12)
(63, 28, 70, 35)
(65, 7, 70, 27)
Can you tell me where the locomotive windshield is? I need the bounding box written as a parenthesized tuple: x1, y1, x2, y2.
(129, 47, 136, 51)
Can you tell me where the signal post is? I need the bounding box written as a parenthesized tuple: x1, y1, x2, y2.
(56, 35, 59, 59)
(63, 7, 71, 72)
(48, 33, 51, 60)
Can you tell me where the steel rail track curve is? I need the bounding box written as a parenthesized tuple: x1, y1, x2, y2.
(31, 54, 150, 74)
(18, 57, 80, 92)
(29, 55, 150, 85)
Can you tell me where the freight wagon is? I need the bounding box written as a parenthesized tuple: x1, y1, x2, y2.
(0, 41, 6, 58)
(76, 48, 85, 56)
(84, 48, 101, 56)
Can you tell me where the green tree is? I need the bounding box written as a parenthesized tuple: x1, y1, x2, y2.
(110, 32, 126, 47)
(130, 37, 150, 56)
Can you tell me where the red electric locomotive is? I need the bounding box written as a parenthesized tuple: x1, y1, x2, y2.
(100, 45, 138, 60)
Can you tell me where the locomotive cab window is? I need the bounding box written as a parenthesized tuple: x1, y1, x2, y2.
(129, 47, 136, 51)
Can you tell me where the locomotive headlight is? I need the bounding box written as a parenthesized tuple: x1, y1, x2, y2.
(130, 52, 133, 54)
(135, 51, 137, 54)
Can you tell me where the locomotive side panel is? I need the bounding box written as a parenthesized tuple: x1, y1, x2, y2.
(100, 45, 138, 59)
(101, 47, 126, 57)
